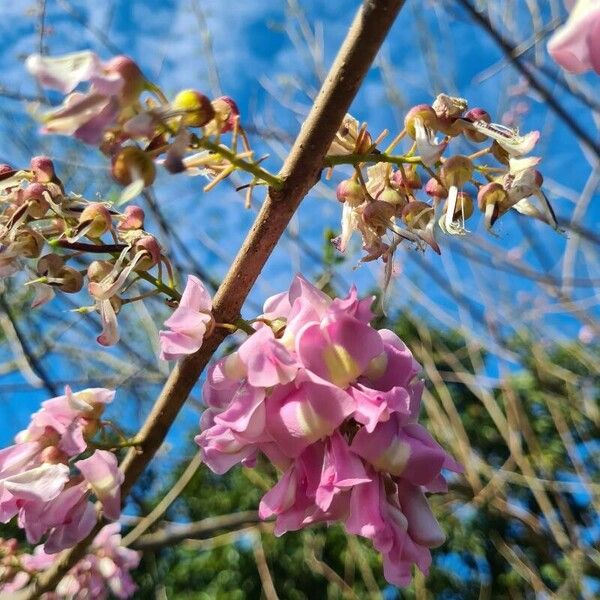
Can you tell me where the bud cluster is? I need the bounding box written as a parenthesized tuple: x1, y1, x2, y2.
(26, 52, 266, 205)
(0, 156, 176, 346)
(329, 94, 558, 264)
(0, 523, 140, 598)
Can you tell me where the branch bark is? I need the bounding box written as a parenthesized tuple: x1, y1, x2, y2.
(18, 0, 404, 596)
(129, 511, 261, 551)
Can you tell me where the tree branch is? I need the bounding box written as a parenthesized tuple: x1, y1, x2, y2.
(129, 511, 261, 551)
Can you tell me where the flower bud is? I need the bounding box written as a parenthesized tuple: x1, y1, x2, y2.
(404, 104, 438, 139)
(361, 200, 395, 234)
(440, 155, 473, 188)
(37, 253, 64, 276)
(111, 147, 156, 187)
(87, 260, 114, 282)
(30, 155, 55, 183)
(401, 201, 434, 228)
(15, 229, 45, 258)
(135, 235, 161, 270)
(336, 179, 365, 207)
(210, 96, 240, 134)
(172, 89, 215, 127)
(464, 108, 491, 143)
(22, 183, 50, 219)
(59, 266, 84, 293)
(446, 191, 474, 220)
(103, 55, 145, 104)
(424, 177, 448, 199)
(79, 202, 113, 238)
(391, 167, 421, 190)
(477, 182, 507, 211)
(118, 205, 145, 230)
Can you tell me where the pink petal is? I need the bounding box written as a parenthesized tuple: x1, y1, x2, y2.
(266, 381, 354, 457)
(178, 275, 212, 312)
(397, 483, 445, 547)
(77, 450, 123, 520)
(296, 316, 383, 389)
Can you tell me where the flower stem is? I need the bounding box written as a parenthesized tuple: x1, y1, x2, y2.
(196, 139, 284, 190)
(324, 152, 422, 168)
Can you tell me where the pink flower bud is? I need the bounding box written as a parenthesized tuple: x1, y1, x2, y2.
(172, 89, 215, 127)
(391, 167, 421, 190)
(111, 147, 156, 187)
(464, 108, 491, 142)
(210, 96, 240, 133)
(22, 183, 50, 219)
(0, 163, 14, 176)
(336, 179, 365, 207)
(424, 177, 448, 199)
(103, 55, 145, 104)
(440, 155, 473, 188)
(30, 155, 56, 183)
(404, 104, 438, 139)
(79, 203, 113, 238)
(135, 235, 161, 270)
(118, 205, 145, 230)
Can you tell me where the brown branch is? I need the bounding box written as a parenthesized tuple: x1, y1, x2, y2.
(129, 511, 261, 551)
(120, 0, 405, 496)
(19, 1, 405, 596)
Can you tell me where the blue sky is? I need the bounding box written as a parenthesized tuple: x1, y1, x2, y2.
(0, 0, 598, 464)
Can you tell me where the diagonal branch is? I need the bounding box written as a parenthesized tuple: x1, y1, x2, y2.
(18, 1, 405, 596)
(119, 0, 406, 496)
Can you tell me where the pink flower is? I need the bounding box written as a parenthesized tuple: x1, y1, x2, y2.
(5, 523, 140, 599)
(26, 51, 146, 144)
(159, 275, 213, 360)
(351, 416, 458, 485)
(237, 326, 299, 387)
(195, 275, 460, 588)
(548, 0, 600, 74)
(266, 380, 354, 458)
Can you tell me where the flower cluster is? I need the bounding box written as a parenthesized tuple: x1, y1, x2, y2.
(0, 156, 175, 346)
(0, 523, 140, 599)
(330, 95, 559, 264)
(196, 275, 460, 586)
(27, 51, 269, 206)
(0, 387, 123, 554)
